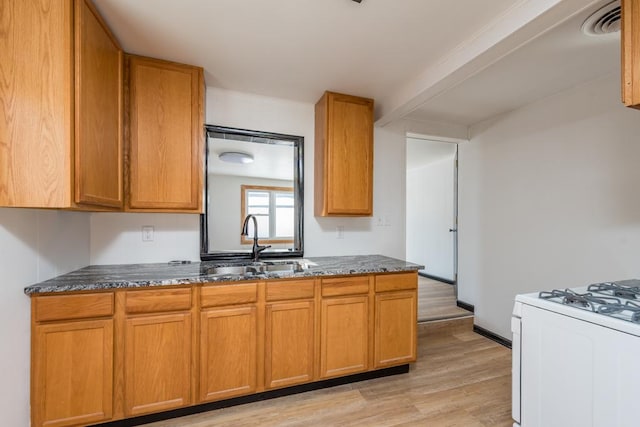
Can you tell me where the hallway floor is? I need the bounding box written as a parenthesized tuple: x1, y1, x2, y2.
(418, 276, 472, 322)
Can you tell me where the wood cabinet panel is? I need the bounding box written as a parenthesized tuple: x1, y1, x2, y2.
(126, 55, 204, 212)
(35, 292, 114, 322)
(125, 287, 192, 314)
(74, 0, 123, 207)
(201, 283, 258, 307)
(320, 296, 369, 378)
(1, 0, 123, 209)
(314, 91, 374, 216)
(321, 276, 370, 297)
(200, 306, 258, 402)
(1, 0, 73, 207)
(623, 0, 640, 108)
(265, 300, 315, 388)
(375, 272, 417, 293)
(374, 291, 417, 368)
(33, 319, 113, 427)
(266, 279, 315, 301)
(124, 313, 192, 416)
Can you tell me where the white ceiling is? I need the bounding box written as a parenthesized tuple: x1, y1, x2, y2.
(93, 0, 618, 136)
(93, 0, 517, 109)
(208, 137, 294, 181)
(405, 2, 621, 128)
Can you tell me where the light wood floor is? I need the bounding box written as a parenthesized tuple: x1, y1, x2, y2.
(143, 322, 513, 427)
(418, 276, 471, 322)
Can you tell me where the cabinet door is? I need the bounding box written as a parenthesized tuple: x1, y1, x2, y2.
(127, 55, 204, 212)
(200, 306, 257, 402)
(265, 300, 315, 388)
(1, 0, 73, 208)
(124, 313, 192, 416)
(374, 291, 417, 368)
(33, 319, 113, 427)
(74, 0, 123, 207)
(315, 92, 373, 216)
(320, 296, 369, 378)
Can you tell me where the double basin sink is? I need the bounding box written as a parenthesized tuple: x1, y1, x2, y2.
(206, 259, 313, 277)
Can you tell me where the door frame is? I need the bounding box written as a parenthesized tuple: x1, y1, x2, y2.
(405, 133, 463, 286)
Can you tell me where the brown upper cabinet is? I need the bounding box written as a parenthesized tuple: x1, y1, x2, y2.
(1, 0, 123, 209)
(125, 55, 205, 212)
(314, 91, 374, 216)
(622, 0, 640, 109)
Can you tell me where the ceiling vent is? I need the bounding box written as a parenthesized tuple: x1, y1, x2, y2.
(581, 1, 621, 36)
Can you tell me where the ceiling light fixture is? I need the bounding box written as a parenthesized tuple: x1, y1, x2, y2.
(218, 151, 254, 164)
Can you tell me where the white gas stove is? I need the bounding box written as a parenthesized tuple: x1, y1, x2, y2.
(512, 280, 640, 427)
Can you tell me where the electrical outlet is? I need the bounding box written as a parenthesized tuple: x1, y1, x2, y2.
(375, 216, 384, 226)
(337, 225, 345, 239)
(142, 225, 154, 242)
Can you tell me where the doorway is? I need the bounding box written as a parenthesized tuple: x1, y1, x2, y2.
(405, 136, 466, 321)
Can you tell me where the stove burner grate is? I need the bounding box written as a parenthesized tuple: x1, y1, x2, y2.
(539, 288, 640, 323)
(596, 301, 640, 323)
(587, 283, 640, 300)
(539, 289, 621, 311)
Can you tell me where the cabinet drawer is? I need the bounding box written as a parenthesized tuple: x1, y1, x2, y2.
(201, 283, 258, 308)
(125, 288, 192, 314)
(321, 276, 369, 297)
(266, 279, 314, 301)
(34, 292, 114, 322)
(375, 273, 417, 292)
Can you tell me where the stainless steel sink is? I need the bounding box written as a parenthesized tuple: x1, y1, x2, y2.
(264, 259, 316, 269)
(263, 263, 298, 272)
(207, 265, 261, 276)
(206, 259, 314, 277)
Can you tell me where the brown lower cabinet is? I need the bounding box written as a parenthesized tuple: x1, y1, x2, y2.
(374, 291, 417, 368)
(373, 273, 418, 368)
(121, 288, 194, 416)
(264, 279, 316, 389)
(124, 313, 192, 416)
(199, 282, 259, 402)
(31, 292, 115, 427)
(320, 295, 369, 378)
(199, 306, 258, 402)
(319, 275, 372, 378)
(30, 272, 417, 426)
(33, 319, 114, 427)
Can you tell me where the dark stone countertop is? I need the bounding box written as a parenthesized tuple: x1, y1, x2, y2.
(24, 255, 424, 295)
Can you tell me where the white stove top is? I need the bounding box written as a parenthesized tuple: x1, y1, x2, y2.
(515, 280, 640, 337)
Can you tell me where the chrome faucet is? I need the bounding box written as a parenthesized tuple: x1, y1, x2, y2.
(241, 214, 271, 262)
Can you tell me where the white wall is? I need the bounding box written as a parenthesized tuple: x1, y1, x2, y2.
(0, 209, 90, 426)
(406, 154, 455, 279)
(310, 124, 406, 257)
(90, 213, 201, 264)
(91, 87, 407, 263)
(458, 73, 640, 339)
